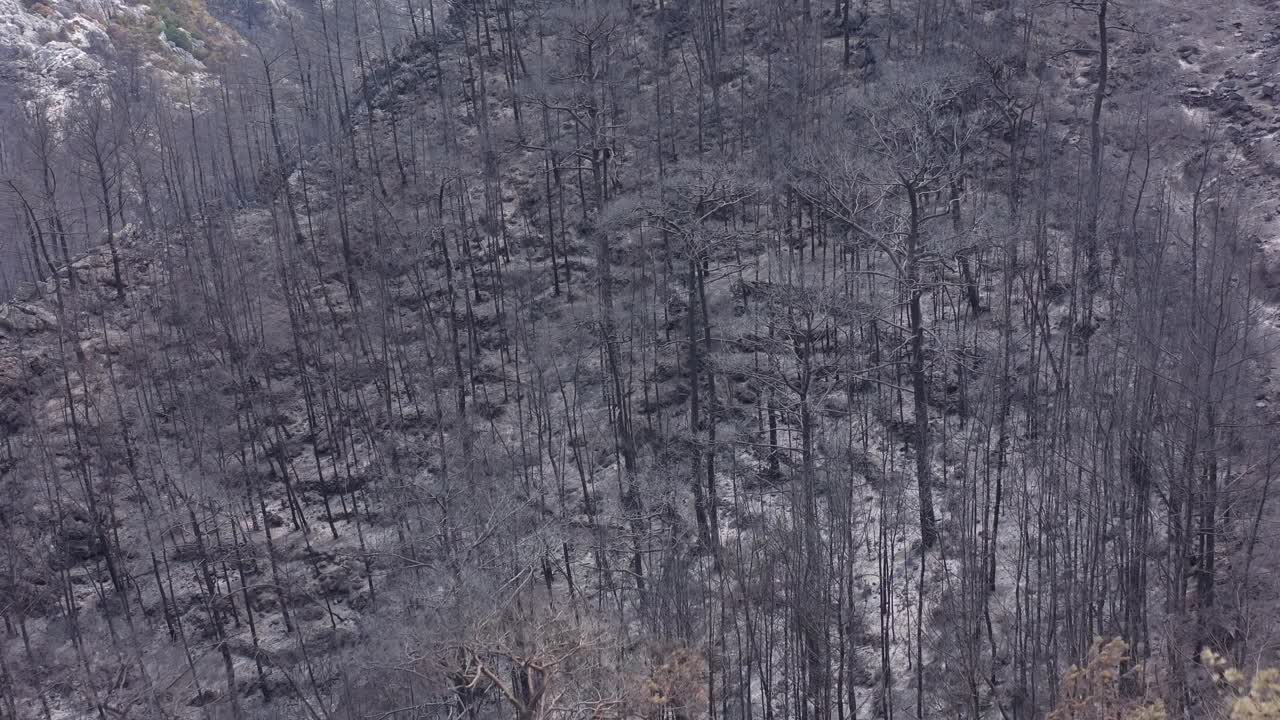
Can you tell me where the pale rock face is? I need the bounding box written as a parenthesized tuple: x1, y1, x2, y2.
(0, 0, 58, 70)
(0, 0, 55, 48)
(0, 0, 116, 109)
(32, 40, 98, 80)
(0, 0, 252, 107)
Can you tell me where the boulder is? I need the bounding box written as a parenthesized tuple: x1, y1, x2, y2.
(316, 558, 358, 597)
(78, 327, 129, 356)
(57, 511, 106, 565)
(0, 302, 57, 334)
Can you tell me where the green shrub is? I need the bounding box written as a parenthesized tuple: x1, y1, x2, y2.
(161, 18, 192, 53)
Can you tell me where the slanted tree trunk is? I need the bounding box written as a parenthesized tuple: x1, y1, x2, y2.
(905, 181, 938, 550)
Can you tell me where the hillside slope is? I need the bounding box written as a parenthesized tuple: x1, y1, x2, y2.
(3, 0, 1280, 719)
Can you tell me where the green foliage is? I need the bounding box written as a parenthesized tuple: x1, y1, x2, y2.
(161, 17, 192, 53)
(142, 0, 215, 61)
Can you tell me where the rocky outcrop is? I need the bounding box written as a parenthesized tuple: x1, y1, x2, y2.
(0, 0, 277, 113)
(0, 301, 57, 335)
